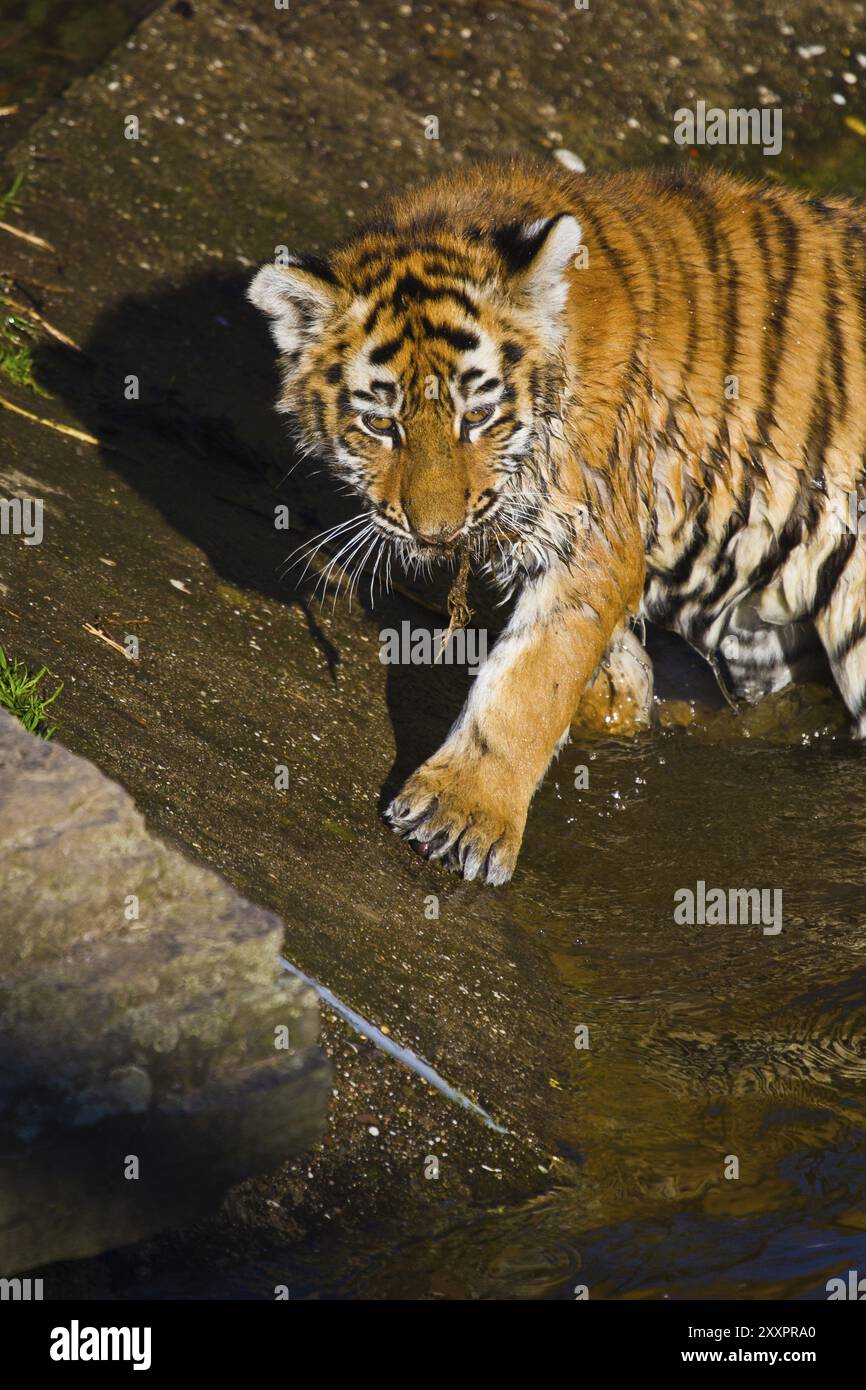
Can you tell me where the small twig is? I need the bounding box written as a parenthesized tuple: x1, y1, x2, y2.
(0, 105, 19, 118)
(436, 544, 473, 662)
(0, 221, 55, 252)
(1, 272, 69, 293)
(82, 622, 134, 659)
(0, 394, 99, 443)
(1, 294, 79, 349)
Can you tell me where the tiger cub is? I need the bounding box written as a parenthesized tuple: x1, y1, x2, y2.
(250, 159, 866, 885)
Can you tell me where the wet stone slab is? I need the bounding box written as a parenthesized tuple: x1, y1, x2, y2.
(0, 710, 330, 1273)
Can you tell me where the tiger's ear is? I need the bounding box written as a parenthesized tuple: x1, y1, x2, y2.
(494, 214, 583, 348)
(247, 255, 343, 358)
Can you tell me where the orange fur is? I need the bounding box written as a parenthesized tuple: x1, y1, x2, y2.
(250, 160, 866, 883)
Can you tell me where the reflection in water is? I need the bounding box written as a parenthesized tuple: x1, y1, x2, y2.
(433, 692, 866, 1299)
(316, 686, 866, 1299)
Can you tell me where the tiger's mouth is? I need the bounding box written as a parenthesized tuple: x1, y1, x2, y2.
(410, 533, 463, 559)
(366, 487, 526, 585)
(390, 496, 512, 558)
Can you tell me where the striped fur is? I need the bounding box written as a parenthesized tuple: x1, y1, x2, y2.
(250, 160, 866, 883)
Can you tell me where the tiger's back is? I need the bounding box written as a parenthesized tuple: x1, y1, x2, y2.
(362, 161, 866, 707)
(570, 168, 866, 713)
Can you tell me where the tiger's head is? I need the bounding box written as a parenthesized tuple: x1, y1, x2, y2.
(248, 210, 582, 569)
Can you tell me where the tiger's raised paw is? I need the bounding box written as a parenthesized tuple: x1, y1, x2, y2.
(385, 760, 525, 886)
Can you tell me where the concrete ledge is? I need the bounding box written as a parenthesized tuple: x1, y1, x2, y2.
(0, 711, 330, 1273)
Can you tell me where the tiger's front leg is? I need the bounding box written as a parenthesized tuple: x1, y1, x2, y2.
(574, 625, 654, 735)
(385, 556, 640, 884)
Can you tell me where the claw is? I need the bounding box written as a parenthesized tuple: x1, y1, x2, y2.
(384, 777, 518, 886)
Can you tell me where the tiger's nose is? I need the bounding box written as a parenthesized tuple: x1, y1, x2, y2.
(414, 524, 463, 546)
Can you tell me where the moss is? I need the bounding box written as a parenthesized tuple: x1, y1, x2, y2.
(0, 171, 24, 214)
(0, 309, 49, 394)
(215, 582, 256, 610)
(322, 818, 353, 842)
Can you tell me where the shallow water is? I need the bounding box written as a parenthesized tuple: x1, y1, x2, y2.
(462, 715, 866, 1299)
(111, 687, 866, 1302)
(300, 684, 866, 1298)
(85, 658, 866, 1303)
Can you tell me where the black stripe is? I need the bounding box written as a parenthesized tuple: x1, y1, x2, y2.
(652, 194, 697, 383)
(354, 239, 449, 273)
(616, 198, 661, 321)
(576, 200, 640, 314)
(310, 391, 326, 434)
(845, 222, 866, 383)
(831, 614, 866, 664)
(418, 318, 478, 352)
(371, 379, 396, 402)
(369, 334, 406, 365)
(803, 368, 832, 481)
(824, 250, 848, 427)
(422, 257, 465, 278)
(755, 198, 800, 438)
(690, 182, 738, 443)
(577, 199, 648, 464)
(698, 555, 738, 613)
(468, 718, 490, 756)
(720, 218, 740, 425)
(291, 252, 339, 286)
(606, 348, 644, 472)
(390, 272, 478, 317)
(750, 201, 789, 448)
(744, 515, 804, 593)
(363, 301, 385, 334)
(675, 181, 720, 277)
(696, 506, 751, 610)
(502, 340, 525, 366)
(668, 500, 710, 588)
(811, 535, 857, 615)
(357, 262, 397, 296)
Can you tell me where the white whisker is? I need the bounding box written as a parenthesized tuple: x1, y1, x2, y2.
(314, 522, 376, 603)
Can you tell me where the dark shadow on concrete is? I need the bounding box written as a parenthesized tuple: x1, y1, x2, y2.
(35, 270, 740, 814)
(36, 270, 480, 806)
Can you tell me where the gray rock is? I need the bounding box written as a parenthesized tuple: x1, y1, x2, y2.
(0, 711, 330, 1273)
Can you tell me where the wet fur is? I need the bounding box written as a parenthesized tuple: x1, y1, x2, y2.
(250, 160, 866, 883)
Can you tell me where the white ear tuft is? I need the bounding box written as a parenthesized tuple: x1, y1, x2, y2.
(247, 260, 339, 359)
(517, 214, 582, 346)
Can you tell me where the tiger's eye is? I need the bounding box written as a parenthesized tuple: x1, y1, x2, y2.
(463, 405, 493, 427)
(363, 412, 395, 435)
